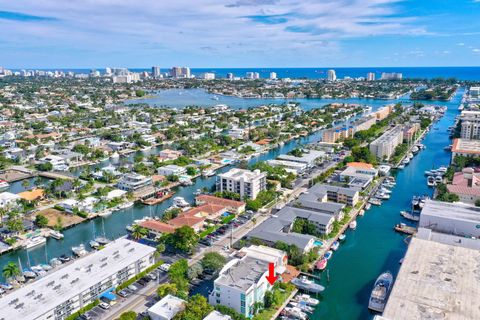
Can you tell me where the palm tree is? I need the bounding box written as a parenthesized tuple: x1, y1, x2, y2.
(21, 179, 30, 189)
(131, 225, 148, 240)
(3, 262, 20, 281)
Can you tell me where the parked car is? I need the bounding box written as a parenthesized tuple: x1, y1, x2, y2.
(79, 313, 92, 320)
(99, 302, 110, 310)
(127, 284, 138, 292)
(117, 290, 129, 298)
(147, 273, 157, 281)
(159, 263, 171, 272)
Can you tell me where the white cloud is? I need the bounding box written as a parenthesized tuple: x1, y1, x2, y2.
(0, 0, 424, 65)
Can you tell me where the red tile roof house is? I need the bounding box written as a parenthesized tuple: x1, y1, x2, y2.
(446, 167, 480, 205)
(195, 194, 246, 214)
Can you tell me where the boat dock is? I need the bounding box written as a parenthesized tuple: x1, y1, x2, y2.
(37, 171, 76, 181)
(0, 167, 34, 182)
(141, 192, 173, 205)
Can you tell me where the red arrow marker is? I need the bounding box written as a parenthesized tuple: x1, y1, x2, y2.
(265, 262, 277, 285)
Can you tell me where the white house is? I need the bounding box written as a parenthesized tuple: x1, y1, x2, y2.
(0, 192, 21, 208)
(57, 199, 79, 213)
(157, 165, 187, 177)
(39, 155, 68, 171)
(148, 294, 186, 320)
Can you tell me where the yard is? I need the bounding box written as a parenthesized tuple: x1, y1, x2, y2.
(35, 208, 85, 229)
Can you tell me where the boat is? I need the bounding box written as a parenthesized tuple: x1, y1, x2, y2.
(0, 180, 9, 191)
(358, 209, 365, 216)
(50, 258, 62, 267)
(437, 166, 448, 173)
(295, 294, 319, 306)
(331, 241, 340, 251)
(288, 301, 314, 313)
(119, 201, 134, 210)
(49, 230, 64, 240)
(99, 209, 112, 217)
(324, 250, 333, 260)
(22, 269, 36, 279)
(368, 271, 394, 312)
(193, 189, 202, 196)
(339, 234, 346, 241)
(291, 276, 325, 293)
(444, 145, 452, 151)
(180, 178, 193, 186)
(23, 236, 46, 249)
(397, 164, 405, 169)
(59, 255, 71, 263)
(365, 203, 371, 210)
(72, 244, 88, 257)
(424, 170, 435, 176)
(349, 220, 357, 230)
(408, 153, 414, 159)
(89, 240, 100, 249)
(411, 146, 419, 154)
(376, 192, 390, 200)
(315, 258, 328, 271)
(40, 264, 52, 271)
(427, 176, 436, 187)
(369, 198, 382, 206)
(110, 152, 120, 159)
(283, 307, 308, 320)
(400, 210, 420, 222)
(173, 197, 190, 207)
(202, 169, 216, 177)
(95, 236, 111, 245)
(435, 176, 443, 183)
(31, 265, 47, 277)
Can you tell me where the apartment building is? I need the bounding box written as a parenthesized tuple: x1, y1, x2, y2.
(217, 168, 266, 200)
(374, 105, 394, 121)
(0, 239, 155, 320)
(451, 138, 480, 160)
(322, 126, 353, 143)
(460, 110, 480, 139)
(369, 126, 404, 160)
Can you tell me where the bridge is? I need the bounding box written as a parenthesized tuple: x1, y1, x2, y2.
(37, 171, 77, 181)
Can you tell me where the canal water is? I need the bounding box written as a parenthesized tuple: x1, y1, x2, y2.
(311, 88, 462, 319)
(125, 88, 409, 110)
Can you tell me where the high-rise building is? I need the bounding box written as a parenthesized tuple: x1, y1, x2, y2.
(369, 126, 404, 159)
(367, 72, 375, 81)
(217, 168, 266, 200)
(269, 72, 277, 80)
(246, 72, 259, 79)
(381, 72, 403, 80)
(181, 67, 191, 78)
(202, 72, 215, 80)
(226, 72, 234, 80)
(105, 67, 112, 75)
(460, 110, 480, 140)
(152, 66, 161, 78)
(327, 69, 337, 81)
(170, 66, 191, 78)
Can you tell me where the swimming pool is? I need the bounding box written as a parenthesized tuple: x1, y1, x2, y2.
(314, 240, 323, 247)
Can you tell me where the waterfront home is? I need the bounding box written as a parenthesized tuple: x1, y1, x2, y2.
(157, 164, 187, 177)
(237, 245, 288, 274)
(340, 162, 378, 189)
(445, 168, 480, 205)
(0, 191, 21, 208)
(105, 189, 127, 200)
(307, 183, 360, 207)
(209, 256, 272, 318)
(39, 155, 69, 171)
(116, 173, 153, 192)
(277, 149, 325, 167)
(217, 168, 266, 200)
(18, 188, 45, 202)
(0, 239, 156, 320)
(266, 159, 307, 174)
(451, 138, 480, 160)
(148, 294, 186, 320)
(57, 199, 79, 213)
(195, 194, 245, 214)
(92, 165, 122, 180)
(107, 141, 129, 151)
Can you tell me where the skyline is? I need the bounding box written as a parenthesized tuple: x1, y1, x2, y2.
(0, 0, 480, 68)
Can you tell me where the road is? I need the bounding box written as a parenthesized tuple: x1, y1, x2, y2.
(103, 160, 341, 320)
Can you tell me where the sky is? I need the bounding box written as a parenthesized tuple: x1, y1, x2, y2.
(0, 0, 480, 68)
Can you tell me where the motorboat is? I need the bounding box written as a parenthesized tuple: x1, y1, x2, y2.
(119, 202, 134, 210)
(397, 164, 405, 169)
(173, 197, 190, 207)
(89, 240, 100, 249)
(202, 169, 216, 177)
(368, 271, 394, 312)
(0, 180, 9, 191)
(400, 210, 420, 222)
(411, 146, 419, 154)
(110, 152, 120, 159)
(339, 234, 346, 241)
(408, 153, 414, 159)
(435, 176, 443, 183)
(283, 307, 308, 320)
(315, 258, 328, 271)
(0, 283, 13, 290)
(437, 166, 448, 174)
(379, 187, 392, 194)
(50, 258, 62, 267)
(294, 294, 319, 306)
(324, 250, 333, 260)
(31, 265, 47, 277)
(358, 209, 365, 216)
(427, 176, 436, 187)
(331, 241, 340, 251)
(72, 244, 88, 257)
(291, 276, 325, 293)
(365, 203, 371, 210)
(59, 255, 71, 263)
(193, 189, 202, 196)
(424, 170, 435, 176)
(22, 269, 36, 279)
(349, 220, 357, 230)
(95, 236, 111, 245)
(376, 192, 390, 200)
(49, 230, 64, 240)
(180, 178, 193, 186)
(369, 198, 382, 206)
(99, 209, 112, 217)
(23, 236, 47, 249)
(40, 264, 52, 271)
(288, 301, 314, 314)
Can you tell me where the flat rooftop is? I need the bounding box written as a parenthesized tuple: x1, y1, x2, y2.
(420, 199, 480, 223)
(219, 168, 265, 181)
(383, 237, 480, 320)
(216, 256, 268, 292)
(0, 238, 155, 319)
(452, 138, 480, 155)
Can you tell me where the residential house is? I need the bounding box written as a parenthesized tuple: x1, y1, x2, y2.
(148, 294, 186, 320)
(157, 165, 187, 177)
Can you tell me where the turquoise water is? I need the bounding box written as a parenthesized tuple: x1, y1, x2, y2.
(314, 240, 324, 247)
(311, 88, 462, 320)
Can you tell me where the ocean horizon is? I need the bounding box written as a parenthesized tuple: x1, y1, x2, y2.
(9, 66, 480, 81)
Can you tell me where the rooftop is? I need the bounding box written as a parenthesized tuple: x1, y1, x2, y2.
(420, 199, 480, 223)
(0, 238, 155, 320)
(148, 294, 186, 319)
(452, 138, 480, 155)
(219, 168, 265, 181)
(383, 237, 480, 320)
(216, 256, 268, 292)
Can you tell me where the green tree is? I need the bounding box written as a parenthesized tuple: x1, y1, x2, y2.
(166, 226, 198, 253)
(157, 283, 178, 298)
(201, 252, 226, 273)
(2, 262, 20, 280)
(168, 259, 189, 293)
(34, 214, 49, 228)
(176, 294, 213, 320)
(131, 225, 148, 240)
(118, 311, 137, 320)
(187, 263, 203, 280)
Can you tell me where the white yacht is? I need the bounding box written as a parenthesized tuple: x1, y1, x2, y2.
(119, 202, 134, 210)
(427, 176, 436, 187)
(349, 220, 357, 230)
(0, 180, 9, 191)
(202, 169, 216, 177)
(72, 244, 88, 257)
(49, 230, 64, 240)
(173, 197, 190, 207)
(24, 236, 47, 249)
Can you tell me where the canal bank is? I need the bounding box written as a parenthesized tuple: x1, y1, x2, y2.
(311, 88, 462, 319)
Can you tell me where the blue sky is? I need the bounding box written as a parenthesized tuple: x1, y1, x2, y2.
(0, 0, 479, 68)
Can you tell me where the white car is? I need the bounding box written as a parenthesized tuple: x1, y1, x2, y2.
(99, 302, 110, 310)
(159, 263, 171, 272)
